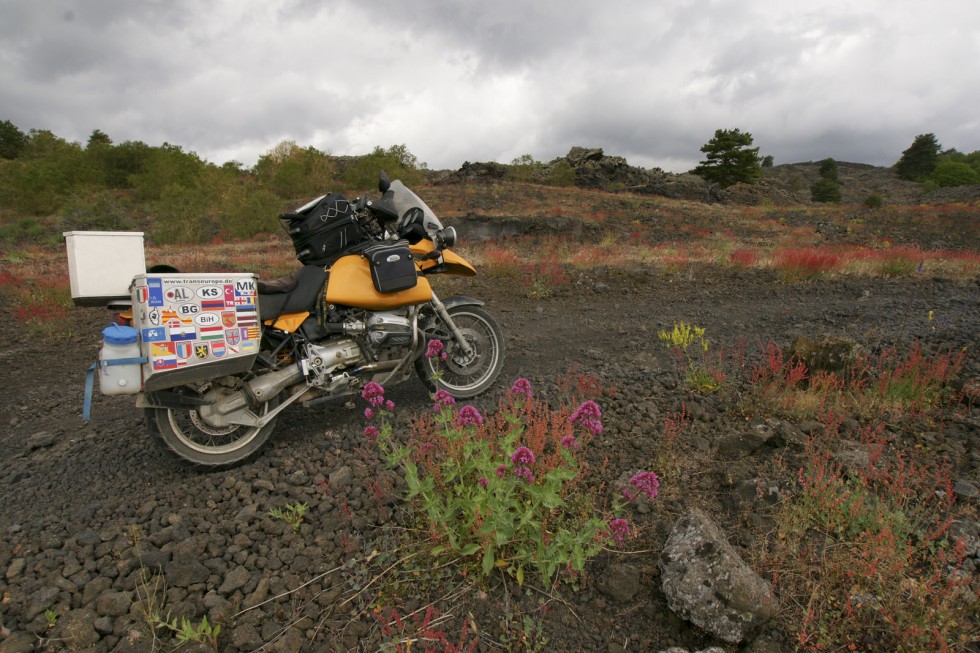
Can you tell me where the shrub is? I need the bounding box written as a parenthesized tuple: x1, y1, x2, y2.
(810, 177, 842, 203)
(864, 193, 884, 208)
(929, 160, 980, 187)
(363, 377, 658, 586)
(692, 128, 762, 188)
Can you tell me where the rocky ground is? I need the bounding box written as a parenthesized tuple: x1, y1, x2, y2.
(1, 221, 978, 652)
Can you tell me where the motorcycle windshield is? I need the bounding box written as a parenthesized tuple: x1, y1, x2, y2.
(390, 180, 444, 238)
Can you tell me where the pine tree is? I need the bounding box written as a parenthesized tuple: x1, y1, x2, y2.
(693, 128, 761, 188)
(895, 134, 940, 182)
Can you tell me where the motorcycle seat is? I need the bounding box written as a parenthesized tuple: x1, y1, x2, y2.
(258, 265, 328, 318)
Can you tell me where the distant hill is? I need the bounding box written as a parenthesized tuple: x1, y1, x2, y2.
(428, 147, 980, 206)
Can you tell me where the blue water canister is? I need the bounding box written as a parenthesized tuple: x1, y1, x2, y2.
(99, 324, 142, 395)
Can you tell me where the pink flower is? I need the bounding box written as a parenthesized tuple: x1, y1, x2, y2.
(514, 466, 535, 484)
(385, 399, 395, 412)
(478, 477, 489, 487)
(364, 407, 374, 420)
(364, 425, 379, 441)
(560, 434, 580, 451)
(456, 405, 483, 427)
(361, 382, 385, 408)
(495, 464, 507, 478)
(510, 378, 532, 398)
(510, 446, 535, 466)
(608, 518, 631, 545)
(624, 471, 660, 501)
(433, 389, 456, 412)
(425, 339, 444, 359)
(570, 400, 603, 436)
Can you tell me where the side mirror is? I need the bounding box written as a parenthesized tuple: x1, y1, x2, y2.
(378, 171, 391, 194)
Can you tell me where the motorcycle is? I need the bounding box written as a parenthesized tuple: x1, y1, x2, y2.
(98, 172, 505, 468)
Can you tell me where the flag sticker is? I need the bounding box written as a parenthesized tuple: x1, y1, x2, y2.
(141, 327, 166, 343)
(148, 278, 164, 307)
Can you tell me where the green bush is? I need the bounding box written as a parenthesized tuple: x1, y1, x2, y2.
(223, 187, 282, 239)
(546, 160, 576, 187)
(929, 160, 979, 187)
(864, 193, 884, 209)
(811, 177, 842, 203)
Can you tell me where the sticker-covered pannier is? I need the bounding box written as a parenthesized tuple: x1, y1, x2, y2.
(279, 193, 368, 266)
(362, 240, 418, 294)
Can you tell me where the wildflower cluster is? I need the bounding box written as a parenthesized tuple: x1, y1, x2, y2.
(363, 377, 662, 584)
(425, 338, 448, 361)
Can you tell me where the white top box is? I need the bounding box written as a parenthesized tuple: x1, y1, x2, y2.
(64, 231, 146, 306)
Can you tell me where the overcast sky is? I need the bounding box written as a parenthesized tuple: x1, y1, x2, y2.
(2, 0, 978, 173)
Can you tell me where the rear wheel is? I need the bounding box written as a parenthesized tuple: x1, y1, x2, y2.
(415, 304, 505, 399)
(145, 384, 280, 468)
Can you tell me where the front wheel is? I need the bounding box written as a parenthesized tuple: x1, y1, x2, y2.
(416, 304, 505, 399)
(145, 387, 280, 468)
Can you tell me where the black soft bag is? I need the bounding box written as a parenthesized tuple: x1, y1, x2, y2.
(279, 193, 368, 266)
(363, 241, 418, 293)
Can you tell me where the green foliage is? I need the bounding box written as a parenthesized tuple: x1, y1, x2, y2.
(268, 502, 309, 533)
(692, 128, 761, 188)
(761, 154, 774, 168)
(87, 129, 112, 148)
(895, 133, 940, 182)
(364, 380, 652, 586)
(658, 322, 723, 393)
(0, 119, 28, 159)
(546, 160, 576, 187)
(59, 190, 141, 232)
(507, 154, 542, 183)
(817, 157, 839, 182)
(341, 144, 423, 190)
(864, 193, 884, 209)
(222, 187, 282, 239)
(253, 140, 336, 199)
(810, 177, 842, 203)
(928, 160, 979, 187)
(150, 184, 214, 244)
(811, 158, 842, 203)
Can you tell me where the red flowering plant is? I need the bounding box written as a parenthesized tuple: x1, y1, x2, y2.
(363, 377, 659, 586)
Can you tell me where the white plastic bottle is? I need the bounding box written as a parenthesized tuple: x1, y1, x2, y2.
(99, 324, 142, 395)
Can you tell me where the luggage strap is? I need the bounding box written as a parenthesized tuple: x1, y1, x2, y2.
(83, 357, 148, 422)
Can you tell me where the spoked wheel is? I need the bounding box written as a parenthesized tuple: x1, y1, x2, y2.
(145, 383, 280, 468)
(416, 304, 505, 399)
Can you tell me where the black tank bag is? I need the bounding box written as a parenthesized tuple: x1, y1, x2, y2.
(362, 240, 418, 293)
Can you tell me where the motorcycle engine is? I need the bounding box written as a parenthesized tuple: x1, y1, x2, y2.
(366, 312, 415, 348)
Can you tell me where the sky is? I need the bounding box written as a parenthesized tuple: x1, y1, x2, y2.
(2, 0, 978, 173)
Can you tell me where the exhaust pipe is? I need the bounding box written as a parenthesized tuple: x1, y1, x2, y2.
(198, 363, 305, 426)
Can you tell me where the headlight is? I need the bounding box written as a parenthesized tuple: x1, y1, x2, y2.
(437, 227, 457, 248)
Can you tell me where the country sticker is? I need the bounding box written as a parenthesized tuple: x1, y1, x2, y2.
(164, 286, 193, 303)
(224, 285, 236, 307)
(175, 342, 193, 359)
(195, 344, 210, 359)
(169, 324, 196, 341)
(199, 325, 224, 341)
(211, 341, 226, 358)
(225, 329, 241, 346)
(141, 327, 167, 343)
(221, 311, 237, 328)
(147, 277, 164, 307)
(201, 299, 225, 311)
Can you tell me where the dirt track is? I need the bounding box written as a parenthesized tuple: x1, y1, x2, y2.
(1, 240, 978, 651)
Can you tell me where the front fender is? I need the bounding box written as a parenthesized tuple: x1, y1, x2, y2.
(440, 295, 485, 310)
